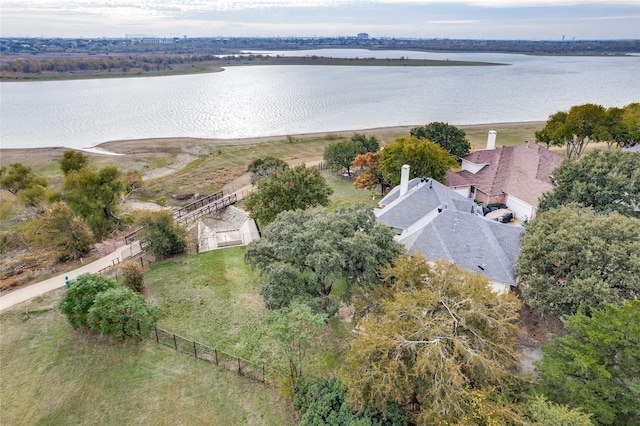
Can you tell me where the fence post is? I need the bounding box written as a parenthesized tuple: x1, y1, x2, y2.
(140, 257, 144, 268)
(154, 326, 159, 343)
(173, 333, 177, 350)
(262, 365, 265, 384)
(238, 357, 241, 375)
(193, 341, 197, 358)
(214, 349, 218, 366)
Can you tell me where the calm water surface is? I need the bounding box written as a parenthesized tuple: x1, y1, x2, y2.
(1, 50, 638, 150)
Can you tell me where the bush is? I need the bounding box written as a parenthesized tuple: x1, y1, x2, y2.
(59, 274, 118, 329)
(120, 260, 145, 293)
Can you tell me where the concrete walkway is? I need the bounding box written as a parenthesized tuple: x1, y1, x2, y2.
(0, 242, 141, 313)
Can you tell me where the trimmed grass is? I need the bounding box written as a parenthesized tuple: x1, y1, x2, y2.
(0, 304, 294, 425)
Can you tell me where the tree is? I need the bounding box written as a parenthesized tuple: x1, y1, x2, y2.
(120, 260, 145, 293)
(352, 152, 388, 196)
(88, 286, 158, 340)
(410, 122, 471, 158)
(136, 210, 187, 259)
(621, 102, 640, 147)
(265, 302, 327, 389)
(536, 104, 608, 159)
(247, 156, 289, 185)
(59, 274, 118, 329)
(59, 150, 88, 175)
(294, 376, 408, 426)
(0, 163, 47, 196)
(379, 136, 457, 186)
(340, 256, 523, 425)
(525, 395, 594, 426)
(63, 166, 124, 239)
(25, 202, 94, 261)
(516, 206, 640, 317)
(539, 149, 640, 218)
(534, 301, 640, 425)
(323, 139, 362, 175)
(243, 164, 333, 226)
(350, 133, 379, 154)
(245, 204, 403, 315)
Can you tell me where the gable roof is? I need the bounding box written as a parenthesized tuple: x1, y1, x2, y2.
(376, 178, 476, 230)
(446, 142, 563, 206)
(400, 209, 524, 285)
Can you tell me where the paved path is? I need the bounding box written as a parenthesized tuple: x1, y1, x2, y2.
(0, 242, 141, 313)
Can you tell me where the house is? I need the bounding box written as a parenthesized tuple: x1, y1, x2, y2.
(446, 132, 563, 221)
(375, 165, 524, 293)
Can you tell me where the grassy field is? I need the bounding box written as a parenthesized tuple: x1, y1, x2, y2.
(0, 300, 295, 425)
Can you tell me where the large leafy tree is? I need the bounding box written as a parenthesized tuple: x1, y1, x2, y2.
(59, 274, 119, 329)
(24, 202, 94, 261)
(245, 204, 403, 315)
(353, 152, 388, 196)
(536, 103, 609, 159)
(379, 136, 457, 185)
(88, 286, 158, 340)
(539, 149, 640, 218)
(525, 395, 594, 426)
(534, 301, 640, 425)
(621, 102, 640, 147)
(410, 121, 471, 158)
(136, 210, 187, 259)
(247, 156, 289, 185)
(59, 150, 88, 175)
(0, 163, 48, 196)
(243, 164, 333, 226)
(294, 376, 409, 426)
(516, 206, 640, 317)
(323, 139, 362, 175)
(265, 302, 327, 388)
(350, 133, 379, 154)
(62, 166, 124, 239)
(340, 256, 523, 425)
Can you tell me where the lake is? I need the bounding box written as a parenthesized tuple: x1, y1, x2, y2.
(1, 49, 638, 150)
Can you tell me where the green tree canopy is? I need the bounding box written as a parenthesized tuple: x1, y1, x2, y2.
(535, 103, 621, 159)
(247, 156, 289, 185)
(88, 286, 158, 340)
(323, 139, 363, 175)
(350, 133, 380, 154)
(245, 204, 403, 316)
(294, 376, 408, 426)
(534, 301, 640, 425)
(516, 206, 640, 317)
(265, 302, 327, 388)
(539, 149, 640, 218)
(136, 210, 187, 259)
(0, 163, 48, 196)
(379, 136, 457, 186)
(24, 202, 94, 261)
(340, 256, 523, 425)
(525, 395, 594, 426)
(59, 274, 119, 329)
(243, 164, 333, 226)
(410, 121, 471, 158)
(62, 166, 124, 239)
(59, 150, 89, 175)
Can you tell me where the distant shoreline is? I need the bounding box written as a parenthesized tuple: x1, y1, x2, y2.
(0, 121, 546, 172)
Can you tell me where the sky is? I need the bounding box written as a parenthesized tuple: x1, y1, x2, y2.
(1, 0, 639, 40)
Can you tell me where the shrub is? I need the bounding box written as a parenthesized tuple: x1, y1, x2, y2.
(120, 260, 145, 293)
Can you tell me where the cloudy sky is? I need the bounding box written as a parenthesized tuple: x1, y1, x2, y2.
(1, 0, 638, 40)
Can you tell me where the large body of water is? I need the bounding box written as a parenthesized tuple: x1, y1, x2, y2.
(1, 49, 639, 150)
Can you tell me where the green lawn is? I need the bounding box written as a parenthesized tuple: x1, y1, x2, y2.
(0, 303, 294, 425)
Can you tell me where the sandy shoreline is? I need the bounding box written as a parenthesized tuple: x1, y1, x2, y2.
(0, 121, 544, 172)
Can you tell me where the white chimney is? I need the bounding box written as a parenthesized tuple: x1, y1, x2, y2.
(486, 130, 497, 150)
(400, 164, 410, 197)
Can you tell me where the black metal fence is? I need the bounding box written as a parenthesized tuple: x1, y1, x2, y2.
(152, 326, 283, 385)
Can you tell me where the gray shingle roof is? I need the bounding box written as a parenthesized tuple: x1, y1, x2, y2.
(400, 209, 524, 285)
(376, 178, 476, 230)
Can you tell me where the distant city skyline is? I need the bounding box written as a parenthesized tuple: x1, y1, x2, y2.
(2, 0, 639, 40)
